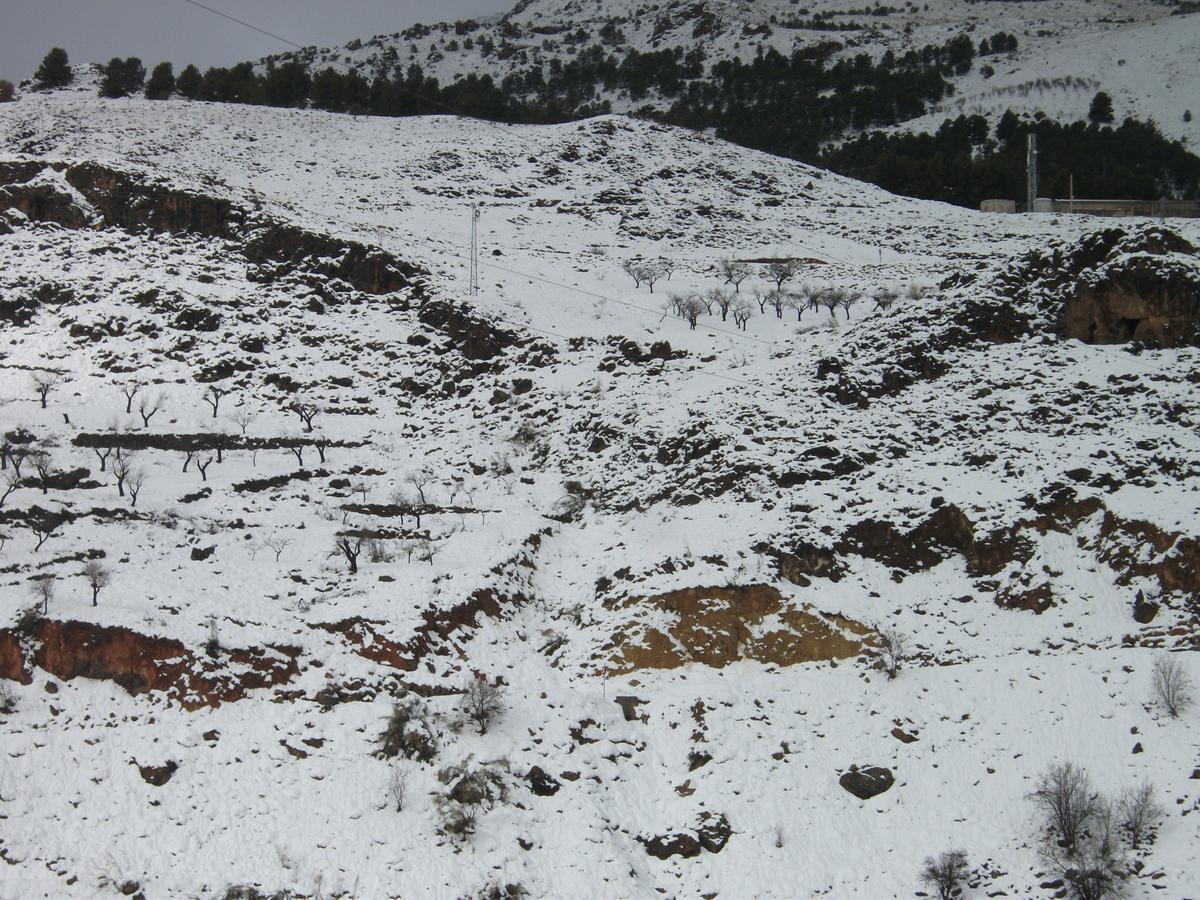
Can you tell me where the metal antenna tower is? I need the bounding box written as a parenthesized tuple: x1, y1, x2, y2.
(469, 204, 481, 295)
(1026, 133, 1038, 212)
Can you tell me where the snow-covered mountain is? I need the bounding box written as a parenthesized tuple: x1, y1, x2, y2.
(1, 89, 1199, 899)
(278, 0, 1200, 148)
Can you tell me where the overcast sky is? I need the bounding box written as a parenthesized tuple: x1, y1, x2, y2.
(3, 0, 510, 82)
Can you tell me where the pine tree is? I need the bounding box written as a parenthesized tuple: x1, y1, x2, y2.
(176, 64, 202, 99)
(33, 47, 73, 90)
(144, 62, 175, 100)
(1089, 91, 1115, 125)
(99, 57, 145, 98)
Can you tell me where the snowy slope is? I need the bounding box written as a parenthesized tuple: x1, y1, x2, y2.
(0, 92, 1199, 900)
(278, 0, 1200, 148)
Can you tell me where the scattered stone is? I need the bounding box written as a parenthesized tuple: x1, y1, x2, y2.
(526, 765, 560, 797)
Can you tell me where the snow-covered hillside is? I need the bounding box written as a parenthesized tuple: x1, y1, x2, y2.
(280, 0, 1200, 148)
(1, 91, 1199, 899)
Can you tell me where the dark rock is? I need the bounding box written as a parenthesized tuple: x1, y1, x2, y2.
(135, 759, 178, 786)
(1132, 592, 1159, 624)
(839, 765, 894, 800)
(526, 765, 560, 797)
(696, 813, 731, 853)
(190, 546, 215, 561)
(643, 832, 702, 860)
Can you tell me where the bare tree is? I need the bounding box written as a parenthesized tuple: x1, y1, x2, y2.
(1041, 796, 1125, 900)
(877, 626, 906, 679)
(821, 286, 845, 317)
(31, 519, 57, 551)
(732, 298, 753, 331)
(1151, 655, 1192, 717)
(6, 445, 29, 478)
(288, 443, 305, 466)
(29, 450, 53, 495)
(0, 471, 19, 508)
(642, 260, 667, 293)
(462, 675, 503, 735)
(32, 575, 55, 613)
(202, 385, 226, 418)
(336, 536, 364, 574)
(919, 850, 969, 900)
(127, 467, 146, 507)
(784, 292, 809, 322)
(621, 259, 644, 289)
(314, 435, 331, 463)
(764, 259, 801, 293)
(417, 537, 440, 566)
(32, 372, 62, 409)
(182, 449, 195, 472)
(263, 535, 292, 562)
(1117, 782, 1163, 850)
(82, 561, 110, 606)
(873, 286, 900, 311)
(657, 258, 677, 282)
(121, 382, 141, 414)
(196, 456, 214, 481)
(679, 295, 707, 331)
(753, 289, 770, 315)
(288, 400, 320, 433)
(708, 288, 735, 322)
(767, 289, 787, 320)
(406, 469, 432, 505)
(229, 407, 254, 436)
(137, 393, 164, 428)
(719, 258, 751, 293)
(387, 765, 409, 812)
(1031, 762, 1102, 854)
(838, 290, 861, 319)
(112, 450, 134, 497)
(390, 488, 420, 528)
(93, 445, 113, 472)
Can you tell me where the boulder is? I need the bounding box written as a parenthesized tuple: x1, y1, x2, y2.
(526, 765, 560, 797)
(643, 832, 702, 860)
(839, 765, 894, 800)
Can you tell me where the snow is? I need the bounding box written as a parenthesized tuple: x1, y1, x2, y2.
(0, 89, 1198, 898)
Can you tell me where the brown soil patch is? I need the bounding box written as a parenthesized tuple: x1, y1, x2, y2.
(608, 584, 869, 674)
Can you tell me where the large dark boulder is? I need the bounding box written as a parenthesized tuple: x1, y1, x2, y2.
(643, 832, 702, 860)
(839, 765, 894, 800)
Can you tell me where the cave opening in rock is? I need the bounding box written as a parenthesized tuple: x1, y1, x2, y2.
(1115, 317, 1140, 340)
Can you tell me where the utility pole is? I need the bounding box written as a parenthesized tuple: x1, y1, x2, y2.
(469, 204, 481, 296)
(1026, 133, 1038, 212)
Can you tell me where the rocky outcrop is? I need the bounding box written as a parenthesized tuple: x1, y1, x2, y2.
(642, 813, 731, 860)
(0, 619, 300, 709)
(609, 584, 869, 673)
(0, 160, 426, 297)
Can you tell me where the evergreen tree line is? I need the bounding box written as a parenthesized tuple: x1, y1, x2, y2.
(820, 112, 1200, 208)
(28, 44, 1200, 207)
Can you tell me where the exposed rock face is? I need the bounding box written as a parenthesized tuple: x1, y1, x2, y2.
(0, 629, 30, 684)
(610, 584, 869, 673)
(1065, 252, 1200, 346)
(0, 160, 426, 298)
(0, 619, 300, 709)
(839, 765, 894, 800)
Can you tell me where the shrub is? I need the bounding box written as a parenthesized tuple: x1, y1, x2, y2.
(0, 81, 14, 102)
(1151, 655, 1192, 718)
(462, 676, 504, 735)
(377, 698, 437, 762)
(919, 850, 969, 900)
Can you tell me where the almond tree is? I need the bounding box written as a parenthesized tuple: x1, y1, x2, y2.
(32, 372, 62, 409)
(82, 561, 110, 606)
(764, 259, 801, 293)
